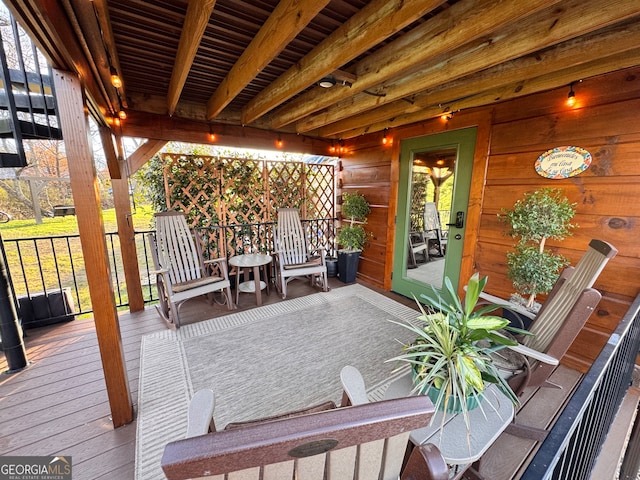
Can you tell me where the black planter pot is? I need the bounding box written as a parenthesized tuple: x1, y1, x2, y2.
(325, 256, 338, 278)
(337, 251, 361, 283)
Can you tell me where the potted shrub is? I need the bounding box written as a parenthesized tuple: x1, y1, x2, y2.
(336, 192, 370, 283)
(499, 188, 577, 311)
(387, 274, 523, 430)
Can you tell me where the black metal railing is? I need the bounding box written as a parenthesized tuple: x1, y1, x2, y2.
(521, 293, 640, 480)
(2, 218, 337, 316)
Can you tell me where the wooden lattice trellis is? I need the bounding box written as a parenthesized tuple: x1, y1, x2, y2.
(161, 154, 335, 257)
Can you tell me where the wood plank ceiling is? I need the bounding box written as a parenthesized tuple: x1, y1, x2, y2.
(7, 0, 640, 142)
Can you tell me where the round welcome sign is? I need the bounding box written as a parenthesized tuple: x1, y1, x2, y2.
(534, 146, 592, 179)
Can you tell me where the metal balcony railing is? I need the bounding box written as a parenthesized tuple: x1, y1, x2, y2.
(2, 218, 337, 316)
(521, 293, 640, 480)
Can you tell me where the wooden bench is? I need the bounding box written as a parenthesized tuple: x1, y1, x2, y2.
(53, 205, 75, 216)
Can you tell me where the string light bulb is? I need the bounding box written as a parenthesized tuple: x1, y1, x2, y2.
(329, 141, 336, 154)
(276, 134, 283, 149)
(566, 82, 576, 107)
(382, 128, 388, 146)
(110, 66, 122, 88)
(118, 109, 127, 120)
(208, 125, 216, 142)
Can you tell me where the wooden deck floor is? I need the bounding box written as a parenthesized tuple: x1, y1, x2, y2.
(0, 278, 369, 479)
(0, 278, 597, 480)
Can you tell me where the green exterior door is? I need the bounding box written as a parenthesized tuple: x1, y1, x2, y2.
(392, 127, 477, 299)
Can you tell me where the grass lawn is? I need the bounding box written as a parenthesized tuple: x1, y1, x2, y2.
(0, 204, 156, 238)
(0, 205, 157, 318)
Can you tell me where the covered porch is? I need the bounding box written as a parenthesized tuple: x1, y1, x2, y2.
(1, 0, 640, 478)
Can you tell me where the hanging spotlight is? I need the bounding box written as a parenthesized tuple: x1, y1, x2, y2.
(319, 76, 336, 88)
(110, 66, 122, 88)
(276, 134, 283, 148)
(566, 82, 576, 107)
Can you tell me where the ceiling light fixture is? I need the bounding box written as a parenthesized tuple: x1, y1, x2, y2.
(110, 66, 122, 88)
(567, 82, 576, 107)
(319, 76, 336, 88)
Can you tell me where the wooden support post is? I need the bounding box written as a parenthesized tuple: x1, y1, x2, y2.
(100, 126, 145, 312)
(53, 70, 133, 427)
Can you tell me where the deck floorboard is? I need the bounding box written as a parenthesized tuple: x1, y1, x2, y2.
(1, 278, 585, 479)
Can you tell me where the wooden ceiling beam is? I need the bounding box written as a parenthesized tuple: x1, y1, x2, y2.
(320, 20, 640, 137)
(120, 110, 329, 156)
(295, 0, 640, 133)
(271, 0, 561, 129)
(68, 0, 124, 113)
(127, 139, 168, 174)
(240, 0, 446, 125)
(167, 0, 217, 116)
(206, 0, 329, 120)
(339, 48, 640, 139)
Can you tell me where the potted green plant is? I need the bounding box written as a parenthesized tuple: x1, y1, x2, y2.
(336, 192, 370, 283)
(499, 188, 577, 310)
(387, 274, 524, 430)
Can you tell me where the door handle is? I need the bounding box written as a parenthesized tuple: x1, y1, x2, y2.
(447, 211, 464, 229)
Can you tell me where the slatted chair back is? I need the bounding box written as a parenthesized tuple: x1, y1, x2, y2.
(161, 396, 447, 480)
(272, 208, 328, 299)
(523, 239, 618, 352)
(155, 211, 206, 285)
(148, 211, 234, 327)
(423, 202, 442, 234)
(423, 202, 447, 256)
(274, 208, 309, 266)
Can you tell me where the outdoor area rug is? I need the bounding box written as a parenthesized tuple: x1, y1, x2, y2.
(135, 283, 419, 480)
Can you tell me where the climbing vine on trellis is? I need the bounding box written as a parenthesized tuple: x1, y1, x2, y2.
(158, 154, 336, 257)
(161, 153, 334, 226)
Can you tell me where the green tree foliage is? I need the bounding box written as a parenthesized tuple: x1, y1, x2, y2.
(499, 188, 577, 307)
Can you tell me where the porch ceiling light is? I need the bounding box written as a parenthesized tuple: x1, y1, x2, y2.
(319, 76, 336, 88)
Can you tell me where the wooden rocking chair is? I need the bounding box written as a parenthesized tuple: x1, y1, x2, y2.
(147, 211, 234, 328)
(423, 202, 447, 257)
(273, 208, 329, 299)
(162, 389, 449, 480)
(481, 239, 617, 398)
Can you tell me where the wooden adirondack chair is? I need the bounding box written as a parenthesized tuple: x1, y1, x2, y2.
(273, 208, 329, 299)
(161, 390, 449, 480)
(481, 239, 618, 398)
(147, 211, 234, 328)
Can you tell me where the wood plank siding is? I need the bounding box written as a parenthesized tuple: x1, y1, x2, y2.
(341, 66, 640, 371)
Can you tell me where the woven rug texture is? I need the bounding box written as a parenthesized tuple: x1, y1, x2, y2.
(134, 284, 418, 480)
